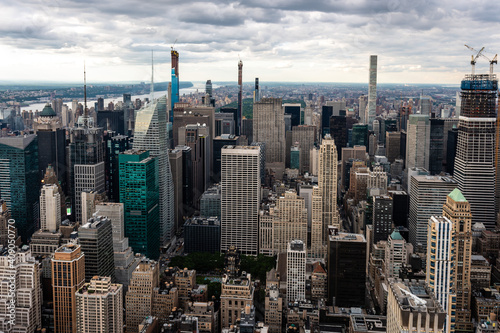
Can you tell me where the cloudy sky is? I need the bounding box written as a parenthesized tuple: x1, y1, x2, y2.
(1, 0, 499, 84)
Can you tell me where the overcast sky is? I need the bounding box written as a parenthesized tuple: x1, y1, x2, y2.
(1, 0, 499, 84)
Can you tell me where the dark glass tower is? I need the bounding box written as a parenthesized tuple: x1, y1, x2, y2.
(454, 73, 497, 229)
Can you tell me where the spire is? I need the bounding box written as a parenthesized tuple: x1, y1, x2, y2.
(84, 61, 88, 118)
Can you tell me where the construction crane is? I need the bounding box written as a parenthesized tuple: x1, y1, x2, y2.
(171, 39, 178, 51)
(481, 52, 498, 76)
(465, 44, 485, 75)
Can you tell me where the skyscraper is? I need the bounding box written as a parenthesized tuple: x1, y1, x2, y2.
(406, 114, 430, 175)
(442, 189, 473, 331)
(286, 240, 306, 303)
(454, 72, 497, 229)
(133, 96, 175, 245)
(254, 77, 260, 103)
(221, 146, 260, 255)
(34, 103, 66, 189)
(0, 134, 39, 241)
(170, 49, 179, 117)
(78, 214, 115, 282)
(40, 184, 61, 232)
(253, 98, 286, 175)
(75, 276, 123, 333)
(52, 243, 85, 333)
(237, 60, 243, 136)
(125, 259, 159, 333)
(426, 216, 456, 332)
(0, 247, 42, 333)
(119, 150, 160, 260)
(366, 55, 377, 128)
(372, 195, 393, 243)
(318, 135, 339, 234)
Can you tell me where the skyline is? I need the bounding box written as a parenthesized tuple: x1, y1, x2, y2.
(2, 0, 500, 84)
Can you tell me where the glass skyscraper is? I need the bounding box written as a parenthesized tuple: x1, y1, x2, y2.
(119, 150, 160, 259)
(0, 134, 39, 241)
(133, 96, 175, 244)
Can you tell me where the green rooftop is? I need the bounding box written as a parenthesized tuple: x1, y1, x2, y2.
(40, 103, 56, 117)
(390, 230, 404, 241)
(448, 188, 467, 202)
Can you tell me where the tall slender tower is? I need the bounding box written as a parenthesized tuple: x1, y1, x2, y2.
(237, 60, 243, 136)
(366, 55, 377, 129)
(443, 188, 473, 331)
(52, 243, 85, 333)
(170, 49, 179, 119)
(133, 96, 174, 246)
(454, 71, 497, 229)
(254, 78, 260, 103)
(318, 135, 339, 237)
(426, 216, 456, 332)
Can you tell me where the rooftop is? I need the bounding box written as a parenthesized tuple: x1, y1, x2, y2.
(329, 232, 366, 243)
(448, 188, 467, 202)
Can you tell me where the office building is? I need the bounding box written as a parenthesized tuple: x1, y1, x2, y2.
(373, 195, 393, 243)
(176, 145, 194, 218)
(75, 276, 123, 333)
(406, 114, 430, 176)
(174, 267, 196, 309)
(221, 146, 260, 255)
(291, 125, 316, 174)
(152, 283, 179, 326)
(68, 105, 105, 224)
(385, 131, 401, 163)
(287, 240, 306, 303)
(104, 133, 132, 202)
(0, 247, 42, 333)
(386, 279, 446, 333)
(318, 135, 339, 233)
(253, 98, 286, 174)
(284, 103, 302, 127)
(264, 269, 282, 333)
(184, 216, 221, 254)
(200, 185, 221, 218)
(125, 259, 159, 333)
(40, 184, 61, 232)
(80, 190, 106, 230)
(327, 231, 367, 307)
(420, 95, 432, 115)
(220, 272, 254, 328)
(168, 148, 183, 231)
(352, 124, 369, 147)
(241, 118, 253, 143)
(384, 230, 412, 278)
(429, 118, 445, 175)
(426, 216, 456, 332)
(358, 95, 368, 123)
(454, 73, 497, 229)
(442, 188, 473, 331)
(119, 150, 160, 260)
(341, 146, 367, 189)
(409, 175, 456, 250)
(74, 163, 105, 224)
(52, 243, 85, 333)
(290, 144, 300, 170)
(213, 135, 246, 182)
(134, 96, 175, 245)
(388, 190, 409, 228)
(34, 103, 66, 190)
(96, 109, 126, 135)
(330, 115, 347, 159)
(0, 134, 39, 241)
(366, 55, 377, 128)
(311, 262, 327, 301)
(446, 128, 459, 174)
(79, 214, 115, 282)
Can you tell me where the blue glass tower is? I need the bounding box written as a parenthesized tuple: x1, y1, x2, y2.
(170, 49, 179, 120)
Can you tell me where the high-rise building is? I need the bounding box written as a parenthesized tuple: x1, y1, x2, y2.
(52, 243, 85, 333)
(40, 184, 61, 232)
(0, 247, 42, 333)
(409, 175, 456, 251)
(253, 98, 286, 174)
(221, 146, 260, 255)
(454, 73, 497, 229)
(67, 101, 105, 224)
(237, 60, 243, 136)
(385, 131, 401, 163)
(442, 189, 473, 331)
(386, 279, 446, 333)
(372, 195, 393, 243)
(200, 184, 221, 218)
(75, 276, 123, 333)
(0, 134, 39, 241)
(329, 114, 347, 160)
(426, 216, 456, 332)
(95, 202, 141, 291)
(133, 96, 174, 245)
(358, 95, 368, 124)
(34, 103, 66, 190)
(125, 259, 159, 333)
(265, 269, 282, 333)
(291, 125, 316, 174)
(104, 134, 132, 202)
(287, 240, 306, 303)
(119, 150, 160, 260)
(366, 55, 377, 128)
(79, 214, 115, 282)
(429, 118, 445, 175)
(310, 186, 326, 259)
(220, 272, 254, 328)
(420, 95, 432, 116)
(169, 148, 183, 231)
(170, 49, 180, 117)
(351, 124, 369, 148)
(284, 103, 302, 127)
(384, 229, 412, 278)
(318, 135, 339, 233)
(74, 163, 105, 223)
(406, 114, 430, 176)
(327, 231, 367, 307)
(184, 216, 220, 254)
(254, 78, 260, 103)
